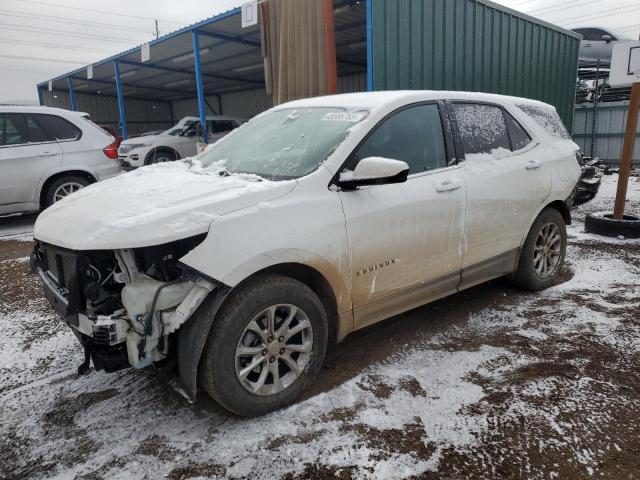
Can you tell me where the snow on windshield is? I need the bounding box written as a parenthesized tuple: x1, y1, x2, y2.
(198, 108, 368, 180)
(517, 104, 570, 140)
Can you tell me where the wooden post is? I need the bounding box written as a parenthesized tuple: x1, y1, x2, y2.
(323, 0, 338, 95)
(613, 81, 640, 219)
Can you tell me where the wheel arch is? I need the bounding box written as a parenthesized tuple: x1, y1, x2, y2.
(144, 146, 181, 164)
(177, 262, 345, 402)
(39, 170, 97, 209)
(545, 199, 572, 226)
(250, 263, 341, 345)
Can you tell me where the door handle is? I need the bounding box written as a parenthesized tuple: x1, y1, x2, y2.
(435, 179, 462, 192)
(526, 159, 542, 170)
(39, 151, 57, 157)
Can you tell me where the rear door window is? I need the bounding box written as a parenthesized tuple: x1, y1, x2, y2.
(453, 103, 511, 156)
(356, 103, 448, 174)
(25, 115, 54, 143)
(34, 114, 81, 141)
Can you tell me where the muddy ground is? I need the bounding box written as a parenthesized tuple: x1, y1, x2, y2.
(1, 175, 639, 479)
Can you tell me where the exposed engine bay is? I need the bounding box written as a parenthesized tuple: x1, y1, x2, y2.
(31, 234, 216, 374)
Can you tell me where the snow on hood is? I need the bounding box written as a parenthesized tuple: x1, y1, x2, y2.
(34, 161, 296, 250)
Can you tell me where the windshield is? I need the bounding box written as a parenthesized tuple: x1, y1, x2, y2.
(197, 107, 367, 179)
(166, 119, 197, 137)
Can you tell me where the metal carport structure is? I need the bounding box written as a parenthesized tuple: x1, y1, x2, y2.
(37, 1, 368, 140)
(38, 0, 581, 139)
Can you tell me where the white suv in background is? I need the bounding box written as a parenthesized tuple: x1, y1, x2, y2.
(117, 115, 247, 169)
(32, 91, 581, 417)
(0, 106, 121, 216)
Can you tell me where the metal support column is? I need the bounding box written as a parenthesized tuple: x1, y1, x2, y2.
(37, 86, 44, 106)
(366, 0, 373, 91)
(67, 77, 77, 111)
(192, 29, 208, 144)
(113, 59, 129, 140)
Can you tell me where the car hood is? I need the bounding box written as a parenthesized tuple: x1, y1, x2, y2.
(121, 134, 172, 145)
(34, 161, 297, 250)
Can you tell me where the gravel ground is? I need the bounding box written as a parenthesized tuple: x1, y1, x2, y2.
(0, 175, 639, 480)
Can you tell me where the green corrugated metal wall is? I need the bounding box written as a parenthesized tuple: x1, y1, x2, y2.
(371, 0, 581, 131)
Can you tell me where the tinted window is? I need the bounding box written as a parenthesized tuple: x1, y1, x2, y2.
(453, 103, 510, 156)
(580, 28, 609, 41)
(35, 114, 81, 141)
(211, 120, 236, 134)
(517, 104, 570, 140)
(357, 104, 447, 174)
(0, 114, 26, 146)
(504, 111, 532, 151)
(25, 115, 53, 142)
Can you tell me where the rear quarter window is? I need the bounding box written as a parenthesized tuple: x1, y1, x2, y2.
(503, 110, 532, 151)
(517, 104, 570, 140)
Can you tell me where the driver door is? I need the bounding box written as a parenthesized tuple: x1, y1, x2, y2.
(338, 103, 466, 329)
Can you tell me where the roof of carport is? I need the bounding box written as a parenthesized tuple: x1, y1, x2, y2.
(38, 1, 367, 103)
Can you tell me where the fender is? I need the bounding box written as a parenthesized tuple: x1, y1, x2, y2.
(177, 286, 230, 401)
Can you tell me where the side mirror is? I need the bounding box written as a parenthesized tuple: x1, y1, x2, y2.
(338, 157, 410, 189)
(601, 34, 612, 43)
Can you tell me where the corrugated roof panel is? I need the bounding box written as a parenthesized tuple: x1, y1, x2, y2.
(371, 0, 581, 129)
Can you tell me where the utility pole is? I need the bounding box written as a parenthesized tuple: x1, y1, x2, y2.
(155, 19, 160, 39)
(613, 81, 640, 219)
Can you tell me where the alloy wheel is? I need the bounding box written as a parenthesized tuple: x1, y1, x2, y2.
(52, 182, 84, 202)
(235, 304, 313, 396)
(533, 222, 562, 278)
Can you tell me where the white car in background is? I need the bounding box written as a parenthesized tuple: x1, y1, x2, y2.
(118, 115, 247, 169)
(572, 26, 633, 63)
(32, 91, 581, 417)
(0, 106, 121, 216)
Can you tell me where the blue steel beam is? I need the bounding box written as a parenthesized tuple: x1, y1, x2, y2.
(37, 86, 44, 106)
(366, 0, 373, 91)
(192, 30, 208, 144)
(117, 59, 263, 85)
(113, 60, 128, 140)
(70, 76, 198, 97)
(49, 88, 172, 104)
(67, 77, 77, 111)
(196, 28, 261, 48)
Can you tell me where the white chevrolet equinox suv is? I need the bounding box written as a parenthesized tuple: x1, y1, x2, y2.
(0, 106, 121, 216)
(32, 91, 581, 416)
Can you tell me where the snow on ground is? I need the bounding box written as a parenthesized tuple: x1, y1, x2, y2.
(1, 175, 639, 479)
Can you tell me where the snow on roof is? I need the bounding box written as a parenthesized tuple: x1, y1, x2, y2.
(276, 90, 557, 113)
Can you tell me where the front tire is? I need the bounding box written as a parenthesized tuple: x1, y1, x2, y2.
(511, 208, 567, 291)
(145, 149, 178, 164)
(199, 274, 328, 417)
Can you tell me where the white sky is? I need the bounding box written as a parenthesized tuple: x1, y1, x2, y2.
(0, 0, 638, 103)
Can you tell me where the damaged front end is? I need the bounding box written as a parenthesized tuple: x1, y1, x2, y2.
(31, 235, 216, 375)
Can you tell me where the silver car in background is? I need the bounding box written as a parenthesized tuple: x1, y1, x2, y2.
(0, 106, 121, 216)
(572, 27, 633, 63)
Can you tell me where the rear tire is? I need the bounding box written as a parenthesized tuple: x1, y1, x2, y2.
(511, 208, 567, 291)
(199, 274, 328, 417)
(43, 175, 89, 209)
